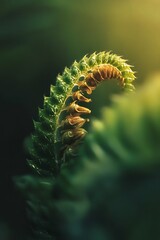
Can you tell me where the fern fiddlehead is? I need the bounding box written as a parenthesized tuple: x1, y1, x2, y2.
(29, 51, 136, 176)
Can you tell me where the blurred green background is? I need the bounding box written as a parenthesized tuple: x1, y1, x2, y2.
(1, 0, 160, 239)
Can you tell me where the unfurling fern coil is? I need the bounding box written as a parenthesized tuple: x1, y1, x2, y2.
(29, 51, 136, 176)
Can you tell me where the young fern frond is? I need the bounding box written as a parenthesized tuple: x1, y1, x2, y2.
(28, 51, 136, 176)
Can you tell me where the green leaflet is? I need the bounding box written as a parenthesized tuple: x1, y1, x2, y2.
(28, 51, 135, 176)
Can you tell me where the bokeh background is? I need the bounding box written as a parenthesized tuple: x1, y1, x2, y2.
(1, 0, 160, 239)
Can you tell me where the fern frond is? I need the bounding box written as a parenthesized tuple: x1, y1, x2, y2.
(29, 51, 136, 176)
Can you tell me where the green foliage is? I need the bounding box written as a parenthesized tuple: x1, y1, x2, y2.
(28, 52, 135, 176)
(16, 77, 160, 239)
